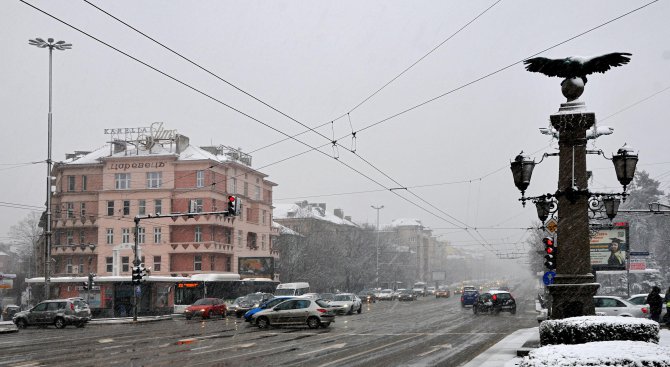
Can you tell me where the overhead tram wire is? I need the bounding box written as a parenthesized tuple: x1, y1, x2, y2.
(20, 1, 471, 234)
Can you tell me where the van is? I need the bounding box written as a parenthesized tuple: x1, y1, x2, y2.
(275, 282, 310, 296)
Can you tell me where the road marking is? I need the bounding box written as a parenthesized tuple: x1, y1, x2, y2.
(297, 342, 346, 356)
(319, 335, 418, 367)
(97, 338, 114, 344)
(190, 342, 255, 356)
(418, 343, 452, 357)
(176, 338, 197, 345)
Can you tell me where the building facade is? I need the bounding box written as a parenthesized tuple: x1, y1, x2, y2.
(46, 125, 277, 280)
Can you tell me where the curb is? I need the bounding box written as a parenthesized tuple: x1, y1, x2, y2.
(89, 315, 173, 325)
(0, 326, 19, 334)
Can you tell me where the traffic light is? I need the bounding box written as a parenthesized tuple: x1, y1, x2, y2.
(543, 237, 557, 270)
(139, 265, 148, 281)
(86, 273, 96, 290)
(227, 195, 239, 216)
(82, 282, 89, 291)
(132, 266, 142, 285)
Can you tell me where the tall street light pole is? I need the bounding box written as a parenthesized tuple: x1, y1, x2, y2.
(29, 37, 72, 300)
(371, 205, 384, 289)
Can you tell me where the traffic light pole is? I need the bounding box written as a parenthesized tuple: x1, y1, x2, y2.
(131, 204, 238, 322)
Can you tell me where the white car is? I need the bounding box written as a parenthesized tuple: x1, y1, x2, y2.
(329, 293, 362, 315)
(377, 289, 395, 301)
(594, 296, 649, 318)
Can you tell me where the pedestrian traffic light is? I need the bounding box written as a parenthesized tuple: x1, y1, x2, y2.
(132, 266, 142, 285)
(227, 195, 239, 216)
(543, 237, 556, 270)
(82, 282, 89, 291)
(139, 265, 148, 282)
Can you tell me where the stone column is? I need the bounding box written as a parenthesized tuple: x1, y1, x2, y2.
(547, 100, 600, 319)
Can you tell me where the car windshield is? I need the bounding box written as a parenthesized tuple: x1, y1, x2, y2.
(263, 298, 288, 308)
(401, 290, 412, 294)
(333, 295, 353, 301)
(247, 294, 266, 302)
(233, 297, 247, 304)
(381, 290, 392, 293)
(464, 290, 478, 295)
(193, 299, 217, 305)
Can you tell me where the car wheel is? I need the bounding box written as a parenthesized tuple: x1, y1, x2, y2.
(357, 305, 362, 314)
(510, 307, 517, 315)
(54, 318, 66, 329)
(493, 308, 501, 316)
(320, 322, 331, 328)
(76, 322, 85, 328)
(15, 318, 27, 329)
(185, 316, 192, 320)
(257, 317, 269, 329)
(347, 307, 353, 315)
(473, 306, 478, 315)
(307, 317, 320, 329)
(202, 314, 209, 320)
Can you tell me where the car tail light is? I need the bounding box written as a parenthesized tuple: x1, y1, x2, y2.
(492, 294, 497, 301)
(316, 308, 327, 313)
(70, 303, 75, 311)
(642, 307, 648, 314)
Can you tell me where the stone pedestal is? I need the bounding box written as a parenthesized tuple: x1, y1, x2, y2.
(547, 101, 600, 319)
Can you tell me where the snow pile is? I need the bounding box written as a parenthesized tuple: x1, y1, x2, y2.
(520, 340, 670, 367)
(540, 316, 659, 345)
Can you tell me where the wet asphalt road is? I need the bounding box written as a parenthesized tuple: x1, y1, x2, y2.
(0, 290, 538, 367)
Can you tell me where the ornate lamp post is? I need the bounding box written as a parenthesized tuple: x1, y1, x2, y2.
(512, 52, 637, 319)
(29, 37, 72, 299)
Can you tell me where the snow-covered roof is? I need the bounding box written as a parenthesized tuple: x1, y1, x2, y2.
(62, 143, 229, 165)
(273, 203, 358, 227)
(389, 218, 423, 228)
(272, 221, 302, 236)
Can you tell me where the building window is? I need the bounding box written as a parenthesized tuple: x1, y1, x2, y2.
(138, 200, 146, 215)
(67, 176, 75, 192)
(255, 185, 261, 200)
(195, 226, 202, 242)
(107, 201, 114, 216)
(224, 228, 232, 244)
(244, 182, 248, 196)
(154, 227, 162, 244)
(106, 228, 114, 244)
(194, 255, 202, 271)
(122, 256, 129, 272)
(237, 230, 243, 248)
(210, 254, 216, 271)
(190, 199, 203, 213)
(196, 170, 204, 188)
(122, 228, 130, 243)
(115, 173, 131, 190)
(78, 257, 84, 273)
(79, 230, 85, 244)
(123, 200, 130, 216)
(80, 202, 86, 217)
(225, 256, 231, 272)
(146, 172, 162, 189)
(229, 177, 237, 194)
(262, 210, 266, 224)
(153, 256, 161, 272)
(106, 257, 113, 273)
(66, 203, 74, 218)
(154, 199, 162, 215)
(66, 230, 74, 245)
(82, 175, 87, 191)
(246, 208, 251, 222)
(66, 258, 73, 273)
(138, 227, 146, 244)
(261, 234, 266, 250)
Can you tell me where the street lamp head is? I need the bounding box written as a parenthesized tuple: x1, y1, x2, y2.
(28, 38, 72, 50)
(612, 143, 638, 191)
(534, 197, 552, 223)
(602, 196, 621, 220)
(510, 152, 536, 195)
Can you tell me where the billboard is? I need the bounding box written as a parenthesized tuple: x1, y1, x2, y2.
(238, 257, 274, 278)
(590, 223, 629, 270)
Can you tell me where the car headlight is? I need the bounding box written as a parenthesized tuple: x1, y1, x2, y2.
(201, 309, 206, 312)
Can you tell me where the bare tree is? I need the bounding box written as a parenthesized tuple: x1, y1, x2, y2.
(8, 212, 42, 276)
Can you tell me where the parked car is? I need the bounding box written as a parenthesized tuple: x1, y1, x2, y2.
(184, 298, 227, 320)
(13, 298, 91, 329)
(377, 289, 395, 301)
(398, 289, 417, 301)
(252, 298, 335, 329)
(473, 290, 517, 315)
(594, 296, 648, 318)
(628, 293, 666, 315)
(229, 293, 273, 317)
(318, 293, 335, 303)
(329, 293, 363, 315)
(461, 289, 479, 308)
(357, 290, 377, 303)
(435, 286, 450, 298)
(244, 296, 294, 323)
(2, 304, 21, 321)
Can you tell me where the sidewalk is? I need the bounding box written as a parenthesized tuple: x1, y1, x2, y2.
(463, 326, 670, 367)
(0, 315, 173, 333)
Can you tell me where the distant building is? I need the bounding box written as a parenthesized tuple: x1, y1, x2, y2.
(42, 123, 277, 279)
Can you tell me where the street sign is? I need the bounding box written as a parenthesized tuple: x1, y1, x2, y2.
(630, 251, 650, 256)
(546, 219, 558, 234)
(543, 271, 556, 285)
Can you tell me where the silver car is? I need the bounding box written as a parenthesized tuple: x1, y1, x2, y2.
(13, 298, 92, 329)
(329, 293, 363, 315)
(252, 298, 335, 329)
(594, 296, 649, 318)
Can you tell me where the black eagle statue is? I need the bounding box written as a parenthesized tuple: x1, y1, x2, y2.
(523, 52, 632, 101)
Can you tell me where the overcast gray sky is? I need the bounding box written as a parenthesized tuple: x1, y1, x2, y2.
(1, 0, 668, 260)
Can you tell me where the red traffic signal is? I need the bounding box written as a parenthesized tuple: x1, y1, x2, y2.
(227, 195, 239, 216)
(543, 237, 556, 270)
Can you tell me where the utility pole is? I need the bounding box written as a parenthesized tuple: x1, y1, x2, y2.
(28, 38, 72, 300)
(371, 205, 384, 289)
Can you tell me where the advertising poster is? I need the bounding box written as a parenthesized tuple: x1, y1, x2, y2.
(590, 224, 628, 270)
(238, 257, 274, 278)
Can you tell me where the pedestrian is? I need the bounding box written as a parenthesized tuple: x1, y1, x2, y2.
(645, 286, 663, 322)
